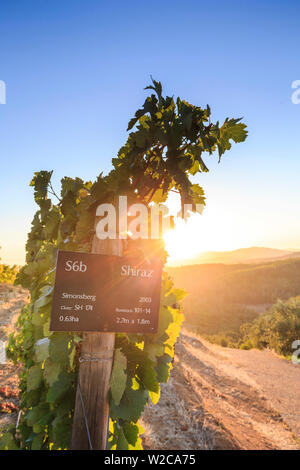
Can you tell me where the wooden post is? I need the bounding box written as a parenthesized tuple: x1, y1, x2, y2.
(71, 235, 122, 450)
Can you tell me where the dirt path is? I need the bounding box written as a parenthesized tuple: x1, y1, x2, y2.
(213, 338, 300, 438)
(0, 284, 28, 430)
(142, 328, 300, 450)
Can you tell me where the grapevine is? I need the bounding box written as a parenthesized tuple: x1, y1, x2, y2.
(0, 79, 247, 450)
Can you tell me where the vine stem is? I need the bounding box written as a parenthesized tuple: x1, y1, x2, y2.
(48, 182, 61, 202)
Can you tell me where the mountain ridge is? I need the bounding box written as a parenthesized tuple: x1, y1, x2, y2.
(167, 246, 300, 266)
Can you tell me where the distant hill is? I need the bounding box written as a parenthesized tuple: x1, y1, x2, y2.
(167, 257, 300, 334)
(167, 246, 300, 266)
(274, 251, 300, 261)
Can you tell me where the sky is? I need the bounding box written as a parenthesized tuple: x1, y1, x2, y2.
(0, 0, 300, 265)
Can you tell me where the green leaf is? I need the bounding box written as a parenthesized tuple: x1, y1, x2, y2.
(0, 432, 19, 450)
(44, 358, 61, 386)
(30, 170, 53, 204)
(27, 366, 43, 391)
(122, 422, 139, 446)
(149, 387, 161, 405)
(156, 354, 173, 382)
(25, 407, 40, 426)
(69, 345, 76, 369)
(171, 287, 186, 302)
(145, 77, 162, 101)
(46, 371, 75, 404)
(137, 359, 159, 393)
(33, 423, 42, 434)
(49, 334, 74, 367)
(43, 320, 51, 337)
(110, 348, 127, 406)
(116, 427, 129, 450)
(218, 117, 248, 160)
(156, 306, 173, 337)
(74, 206, 94, 243)
(52, 416, 72, 449)
(25, 389, 41, 408)
(31, 433, 44, 450)
(44, 207, 60, 240)
(25, 403, 52, 429)
(143, 342, 164, 361)
(163, 292, 177, 306)
(189, 159, 200, 175)
(110, 379, 148, 422)
(129, 423, 144, 450)
(38, 410, 53, 427)
(55, 395, 76, 418)
(34, 338, 49, 362)
(34, 286, 53, 313)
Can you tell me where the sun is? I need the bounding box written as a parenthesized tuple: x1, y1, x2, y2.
(163, 194, 213, 264)
(164, 211, 239, 265)
(163, 192, 242, 265)
(163, 214, 210, 264)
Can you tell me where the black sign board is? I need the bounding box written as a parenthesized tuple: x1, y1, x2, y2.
(50, 251, 162, 333)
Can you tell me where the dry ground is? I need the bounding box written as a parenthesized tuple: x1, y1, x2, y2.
(141, 328, 300, 450)
(0, 284, 28, 430)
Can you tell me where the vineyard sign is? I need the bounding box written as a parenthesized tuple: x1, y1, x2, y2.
(50, 250, 162, 333)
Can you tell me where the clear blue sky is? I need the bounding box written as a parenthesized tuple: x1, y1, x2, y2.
(0, 0, 300, 264)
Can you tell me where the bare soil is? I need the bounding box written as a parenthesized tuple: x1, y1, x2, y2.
(141, 328, 300, 450)
(0, 284, 28, 430)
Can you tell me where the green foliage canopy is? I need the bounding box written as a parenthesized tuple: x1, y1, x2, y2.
(0, 79, 247, 450)
(114, 78, 247, 211)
